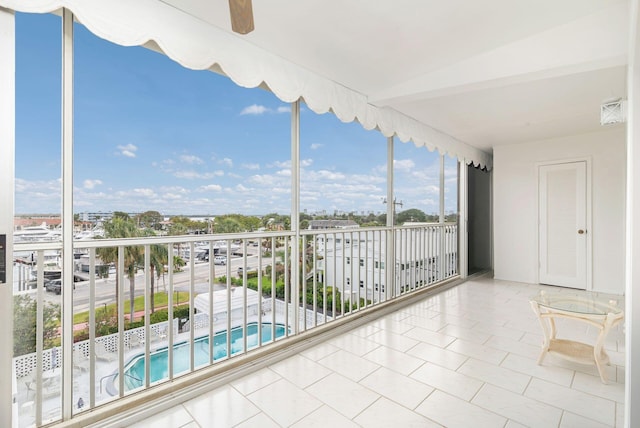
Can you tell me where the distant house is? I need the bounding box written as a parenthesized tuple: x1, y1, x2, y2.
(308, 220, 359, 230)
(14, 216, 61, 229)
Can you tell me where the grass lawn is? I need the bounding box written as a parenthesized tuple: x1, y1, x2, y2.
(73, 291, 187, 324)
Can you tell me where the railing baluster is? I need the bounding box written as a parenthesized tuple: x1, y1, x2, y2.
(208, 240, 214, 364)
(144, 245, 151, 388)
(242, 239, 247, 355)
(117, 246, 125, 397)
(168, 243, 174, 380)
(89, 247, 96, 408)
(35, 250, 44, 425)
(12, 223, 459, 420)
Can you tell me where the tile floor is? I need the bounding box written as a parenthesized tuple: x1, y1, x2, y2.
(121, 277, 625, 428)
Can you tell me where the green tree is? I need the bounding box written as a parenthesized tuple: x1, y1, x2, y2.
(169, 216, 207, 234)
(262, 213, 290, 231)
(214, 216, 243, 233)
(136, 210, 164, 230)
(396, 208, 428, 224)
(142, 229, 168, 313)
(173, 255, 186, 271)
(168, 222, 187, 237)
(112, 211, 130, 221)
(13, 295, 60, 356)
(97, 217, 142, 320)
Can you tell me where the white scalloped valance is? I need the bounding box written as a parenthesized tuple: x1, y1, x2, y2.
(1, 0, 492, 169)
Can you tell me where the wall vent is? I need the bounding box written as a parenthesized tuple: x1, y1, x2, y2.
(600, 99, 626, 125)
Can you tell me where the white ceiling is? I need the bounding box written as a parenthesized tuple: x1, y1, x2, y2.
(165, 0, 629, 153)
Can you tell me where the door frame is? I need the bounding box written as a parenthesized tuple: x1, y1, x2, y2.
(536, 157, 592, 290)
(0, 8, 15, 427)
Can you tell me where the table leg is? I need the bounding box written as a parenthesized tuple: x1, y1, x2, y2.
(530, 301, 549, 364)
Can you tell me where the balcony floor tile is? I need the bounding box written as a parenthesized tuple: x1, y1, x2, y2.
(101, 277, 626, 428)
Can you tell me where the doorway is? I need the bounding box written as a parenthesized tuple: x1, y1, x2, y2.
(538, 161, 589, 289)
(467, 164, 492, 274)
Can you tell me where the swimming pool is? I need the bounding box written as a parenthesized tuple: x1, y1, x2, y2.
(117, 322, 287, 392)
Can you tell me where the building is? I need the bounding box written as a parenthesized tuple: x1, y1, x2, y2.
(307, 219, 360, 230)
(0, 2, 638, 427)
(316, 226, 456, 303)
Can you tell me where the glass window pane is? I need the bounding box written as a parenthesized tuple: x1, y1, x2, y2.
(14, 12, 63, 425)
(444, 155, 459, 222)
(74, 23, 290, 217)
(393, 137, 441, 225)
(300, 106, 387, 228)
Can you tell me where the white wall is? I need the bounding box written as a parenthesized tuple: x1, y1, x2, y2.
(493, 128, 626, 294)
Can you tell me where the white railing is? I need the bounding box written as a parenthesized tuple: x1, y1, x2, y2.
(11, 223, 457, 427)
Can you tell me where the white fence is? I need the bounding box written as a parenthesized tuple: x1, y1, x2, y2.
(14, 298, 330, 379)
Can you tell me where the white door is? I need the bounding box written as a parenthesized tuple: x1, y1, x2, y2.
(538, 161, 588, 289)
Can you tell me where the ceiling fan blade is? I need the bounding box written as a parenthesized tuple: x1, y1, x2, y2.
(229, 0, 255, 34)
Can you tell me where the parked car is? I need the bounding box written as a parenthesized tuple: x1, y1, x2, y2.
(213, 256, 227, 265)
(45, 279, 62, 294)
(44, 279, 75, 294)
(196, 249, 209, 262)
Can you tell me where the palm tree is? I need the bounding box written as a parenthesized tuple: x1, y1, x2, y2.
(97, 217, 142, 321)
(96, 244, 119, 301)
(168, 223, 188, 266)
(142, 229, 168, 313)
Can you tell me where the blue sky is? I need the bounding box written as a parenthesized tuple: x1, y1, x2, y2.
(15, 13, 457, 217)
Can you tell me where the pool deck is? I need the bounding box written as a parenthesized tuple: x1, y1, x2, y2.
(16, 312, 281, 428)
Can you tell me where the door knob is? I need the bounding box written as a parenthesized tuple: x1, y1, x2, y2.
(578, 229, 585, 234)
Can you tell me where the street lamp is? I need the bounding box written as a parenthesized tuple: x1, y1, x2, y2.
(382, 197, 403, 224)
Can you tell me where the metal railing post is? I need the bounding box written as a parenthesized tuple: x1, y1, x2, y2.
(61, 9, 75, 420)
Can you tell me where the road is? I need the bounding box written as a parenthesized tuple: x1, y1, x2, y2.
(34, 250, 265, 313)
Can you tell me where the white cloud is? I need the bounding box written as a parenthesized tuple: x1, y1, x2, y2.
(21, 178, 60, 190)
(310, 143, 324, 150)
(305, 170, 345, 180)
(174, 170, 223, 179)
(424, 185, 439, 195)
(240, 104, 291, 115)
(117, 144, 138, 158)
(394, 159, 415, 172)
(163, 193, 184, 200)
(269, 158, 313, 168)
(235, 184, 249, 192)
(246, 174, 279, 186)
(269, 160, 290, 168)
(158, 185, 190, 195)
(201, 184, 222, 192)
(270, 187, 290, 195)
(83, 179, 103, 189)
(179, 154, 204, 164)
(240, 104, 269, 115)
(241, 163, 260, 170)
(219, 158, 233, 168)
(131, 188, 156, 198)
(350, 174, 385, 184)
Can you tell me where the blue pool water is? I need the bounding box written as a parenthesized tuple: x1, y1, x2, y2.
(119, 322, 287, 391)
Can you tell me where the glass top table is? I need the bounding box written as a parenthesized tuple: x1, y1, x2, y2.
(529, 289, 624, 384)
(530, 290, 623, 316)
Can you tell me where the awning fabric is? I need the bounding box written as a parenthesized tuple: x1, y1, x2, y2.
(2, 0, 492, 169)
